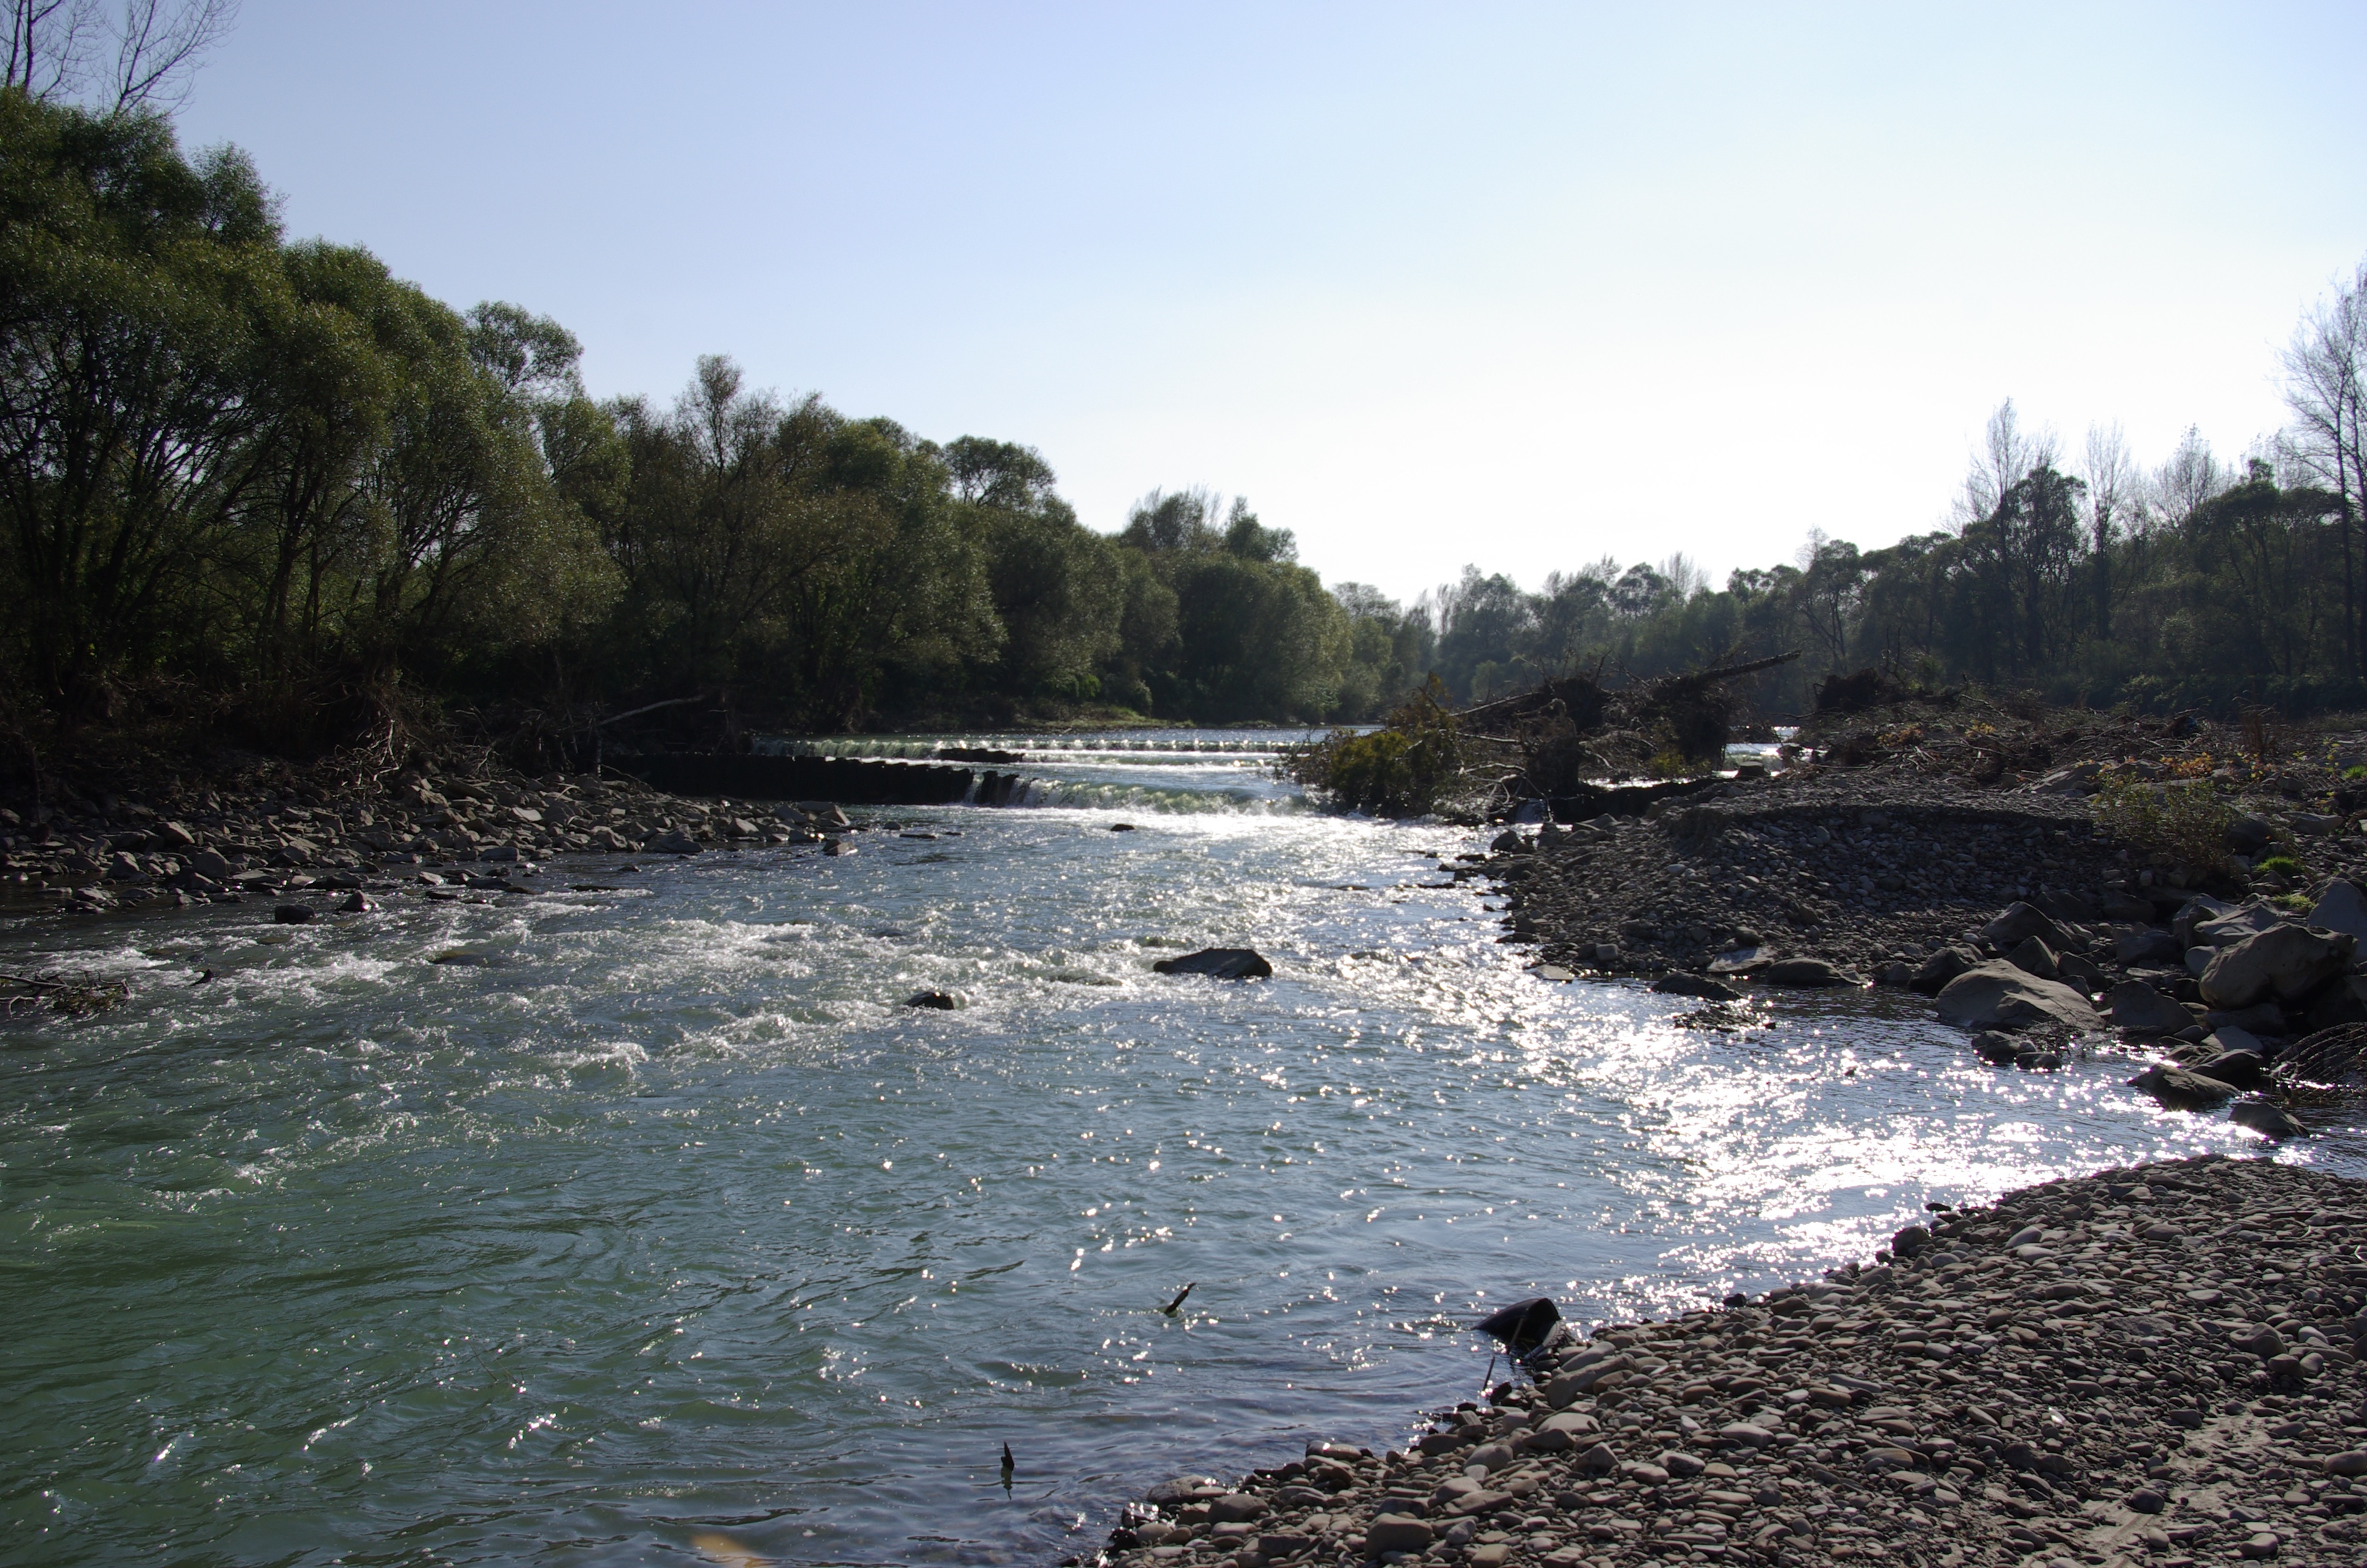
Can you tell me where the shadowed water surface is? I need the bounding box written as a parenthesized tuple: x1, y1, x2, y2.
(3, 733, 2356, 1565)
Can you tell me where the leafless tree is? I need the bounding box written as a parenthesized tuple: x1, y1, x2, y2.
(2283, 260, 2367, 672)
(1953, 399, 2061, 527)
(2080, 423, 2132, 639)
(2152, 425, 2226, 526)
(2, 0, 234, 111)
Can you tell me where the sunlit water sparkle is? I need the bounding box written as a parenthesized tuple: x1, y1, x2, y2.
(3, 732, 2357, 1566)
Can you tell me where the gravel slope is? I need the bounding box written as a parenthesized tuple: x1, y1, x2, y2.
(1100, 1154, 2367, 1568)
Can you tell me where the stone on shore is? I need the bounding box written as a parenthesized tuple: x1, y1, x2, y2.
(1981, 900, 2077, 954)
(1103, 1154, 2367, 1568)
(2199, 922, 2355, 1008)
(1933, 959, 2102, 1031)
(2305, 877, 2367, 939)
(2104, 978, 2192, 1036)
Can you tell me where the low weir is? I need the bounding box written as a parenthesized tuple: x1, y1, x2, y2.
(614, 752, 979, 806)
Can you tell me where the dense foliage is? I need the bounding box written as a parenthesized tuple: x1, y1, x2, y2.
(11, 88, 2367, 765)
(0, 95, 1421, 750)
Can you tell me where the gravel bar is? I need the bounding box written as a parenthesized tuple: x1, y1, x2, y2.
(1099, 1154, 2367, 1568)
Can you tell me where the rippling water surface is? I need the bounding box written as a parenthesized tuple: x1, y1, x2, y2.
(4, 731, 2357, 1566)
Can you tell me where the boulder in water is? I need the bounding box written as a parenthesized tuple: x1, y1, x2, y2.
(905, 989, 960, 1009)
(1652, 972, 1742, 1001)
(1760, 957, 1860, 987)
(1934, 961, 2101, 1031)
(1153, 947, 1274, 979)
(272, 903, 313, 924)
(2230, 1099, 2308, 1139)
(2128, 1063, 2239, 1109)
(650, 831, 700, 855)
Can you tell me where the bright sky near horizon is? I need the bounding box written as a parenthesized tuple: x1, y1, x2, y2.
(174, 2, 2367, 605)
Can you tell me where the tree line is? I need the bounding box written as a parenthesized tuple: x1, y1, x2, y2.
(0, 92, 1432, 755)
(1410, 263, 2367, 722)
(12, 82, 2367, 765)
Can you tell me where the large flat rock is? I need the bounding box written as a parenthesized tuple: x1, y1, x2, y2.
(1934, 960, 2102, 1032)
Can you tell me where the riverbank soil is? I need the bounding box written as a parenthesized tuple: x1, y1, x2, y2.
(1487, 702, 2367, 999)
(0, 753, 843, 922)
(1104, 1153, 2367, 1568)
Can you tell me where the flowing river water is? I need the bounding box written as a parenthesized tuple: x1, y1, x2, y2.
(4, 730, 2359, 1566)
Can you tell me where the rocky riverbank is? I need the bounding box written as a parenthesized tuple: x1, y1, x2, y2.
(0, 762, 851, 920)
(1099, 1154, 2367, 1568)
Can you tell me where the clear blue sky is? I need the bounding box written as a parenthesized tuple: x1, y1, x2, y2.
(175, 1, 2367, 604)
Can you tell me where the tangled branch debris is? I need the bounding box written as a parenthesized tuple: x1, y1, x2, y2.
(1, 969, 128, 1017)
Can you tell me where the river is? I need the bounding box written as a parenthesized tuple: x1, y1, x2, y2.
(1, 730, 2350, 1566)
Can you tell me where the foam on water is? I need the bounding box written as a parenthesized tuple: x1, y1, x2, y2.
(2, 737, 2360, 1565)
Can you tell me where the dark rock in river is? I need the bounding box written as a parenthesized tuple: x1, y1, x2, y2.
(2230, 1099, 2308, 1138)
(1760, 957, 1859, 987)
(1154, 947, 1275, 979)
(1934, 960, 2102, 1031)
(272, 903, 313, 924)
(1650, 973, 1742, 1001)
(650, 831, 701, 855)
(2129, 1062, 2239, 1109)
(905, 990, 961, 1009)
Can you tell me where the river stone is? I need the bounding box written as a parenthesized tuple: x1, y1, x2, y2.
(1145, 1476, 1223, 1504)
(1207, 1493, 1267, 1523)
(1574, 1441, 1618, 1472)
(272, 903, 313, 924)
(1761, 957, 1860, 987)
(2129, 1064, 2239, 1109)
(2114, 927, 2183, 964)
(2200, 923, 2355, 1007)
(1890, 1222, 1931, 1257)
(2195, 899, 2286, 948)
(2191, 1046, 2267, 1089)
(649, 831, 701, 855)
(2231, 1099, 2308, 1139)
(1981, 901, 2077, 955)
(1717, 1422, 1774, 1448)
(904, 990, 960, 1009)
(1152, 947, 1274, 979)
(1972, 1029, 2022, 1064)
(2172, 893, 2238, 944)
(1934, 961, 2102, 1031)
(2310, 880, 2367, 941)
(1651, 972, 1742, 1000)
(1909, 944, 1978, 995)
(2322, 1450, 2367, 1477)
(2105, 979, 2191, 1036)
(1366, 1516, 1434, 1554)
(2006, 935, 2061, 980)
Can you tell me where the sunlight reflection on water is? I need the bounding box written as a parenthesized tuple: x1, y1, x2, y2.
(2, 736, 2356, 1565)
